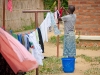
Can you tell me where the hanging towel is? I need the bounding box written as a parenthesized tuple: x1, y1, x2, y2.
(7, 0, 12, 12)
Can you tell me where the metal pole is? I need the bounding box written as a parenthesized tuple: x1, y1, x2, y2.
(57, 0, 60, 57)
(3, 0, 5, 30)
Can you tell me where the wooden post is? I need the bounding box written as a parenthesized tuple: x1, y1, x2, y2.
(3, 0, 5, 30)
(57, 0, 61, 57)
(35, 12, 38, 28)
(23, 10, 50, 75)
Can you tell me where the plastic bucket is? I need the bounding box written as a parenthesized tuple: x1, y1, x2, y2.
(61, 57, 75, 73)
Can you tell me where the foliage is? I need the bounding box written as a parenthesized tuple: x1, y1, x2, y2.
(49, 35, 64, 44)
(43, 0, 68, 12)
(49, 34, 80, 44)
(49, 36, 57, 44)
(76, 31, 80, 44)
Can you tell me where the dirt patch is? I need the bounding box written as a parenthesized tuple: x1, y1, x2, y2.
(43, 24, 100, 75)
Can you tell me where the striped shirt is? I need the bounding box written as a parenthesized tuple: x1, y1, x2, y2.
(61, 14, 76, 35)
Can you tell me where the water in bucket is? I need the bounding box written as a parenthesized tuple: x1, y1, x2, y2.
(61, 57, 75, 73)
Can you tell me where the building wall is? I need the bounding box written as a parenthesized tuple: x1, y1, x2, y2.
(0, 0, 44, 31)
(69, 0, 100, 35)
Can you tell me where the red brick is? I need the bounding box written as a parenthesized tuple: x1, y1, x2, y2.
(76, 21, 81, 24)
(68, 2, 72, 4)
(86, 1, 95, 4)
(80, 1, 86, 4)
(87, 7, 94, 9)
(95, 1, 100, 4)
(72, 1, 80, 4)
(94, 13, 100, 16)
(91, 4, 98, 7)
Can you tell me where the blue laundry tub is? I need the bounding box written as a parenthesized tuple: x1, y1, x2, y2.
(61, 57, 75, 73)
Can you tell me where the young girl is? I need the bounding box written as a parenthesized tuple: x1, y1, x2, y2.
(59, 5, 76, 57)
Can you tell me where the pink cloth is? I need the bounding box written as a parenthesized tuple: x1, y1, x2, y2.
(0, 28, 38, 74)
(7, 0, 12, 12)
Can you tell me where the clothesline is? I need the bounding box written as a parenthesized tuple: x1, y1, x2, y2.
(2, 0, 61, 75)
(10, 12, 61, 46)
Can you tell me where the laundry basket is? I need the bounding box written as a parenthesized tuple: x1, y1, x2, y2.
(61, 57, 75, 73)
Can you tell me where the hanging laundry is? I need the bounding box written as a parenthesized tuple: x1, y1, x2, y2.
(59, 7, 63, 17)
(0, 28, 38, 74)
(35, 29, 39, 43)
(7, 0, 12, 12)
(0, 54, 26, 74)
(37, 28, 44, 53)
(40, 12, 51, 42)
(54, 10, 60, 24)
(12, 33, 18, 40)
(28, 31, 44, 65)
(24, 35, 30, 50)
(50, 12, 61, 36)
(40, 12, 60, 43)
(22, 34, 25, 45)
(17, 34, 22, 44)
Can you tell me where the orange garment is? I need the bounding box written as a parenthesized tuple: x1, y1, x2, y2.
(0, 28, 38, 74)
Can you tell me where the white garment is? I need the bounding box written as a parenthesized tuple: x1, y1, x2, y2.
(54, 10, 60, 23)
(28, 31, 44, 65)
(40, 12, 51, 42)
(35, 29, 39, 43)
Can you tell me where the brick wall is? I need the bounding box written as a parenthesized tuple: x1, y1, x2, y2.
(68, 0, 100, 35)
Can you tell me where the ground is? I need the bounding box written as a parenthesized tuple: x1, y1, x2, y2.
(17, 24, 100, 75)
(43, 24, 100, 75)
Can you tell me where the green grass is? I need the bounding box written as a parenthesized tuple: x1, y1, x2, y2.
(76, 55, 100, 75)
(49, 35, 64, 44)
(25, 56, 63, 75)
(84, 67, 100, 75)
(76, 54, 100, 63)
(76, 54, 93, 62)
(24, 55, 100, 75)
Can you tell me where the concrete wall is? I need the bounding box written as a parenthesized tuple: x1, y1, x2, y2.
(0, 0, 44, 31)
